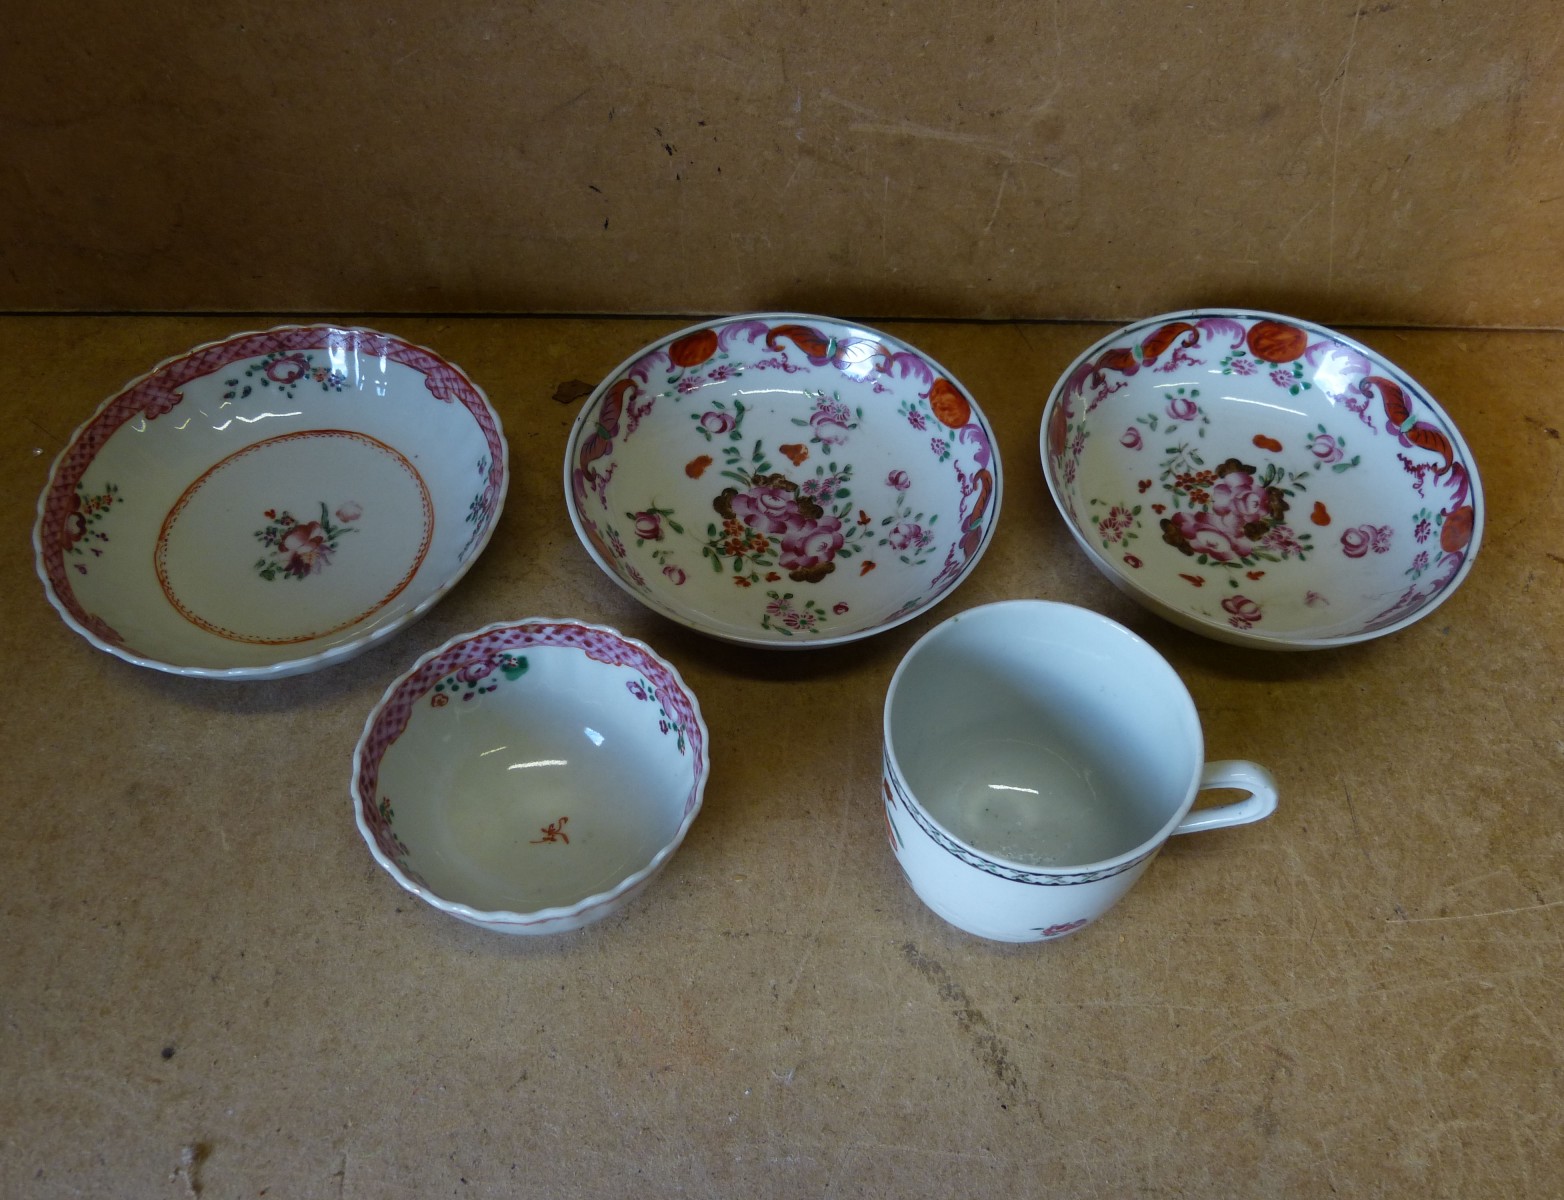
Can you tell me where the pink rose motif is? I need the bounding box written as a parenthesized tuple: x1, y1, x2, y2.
(1166, 396, 1199, 422)
(633, 510, 664, 541)
(1120, 427, 1143, 450)
(279, 520, 332, 576)
(265, 353, 309, 385)
(1310, 433, 1344, 464)
(662, 564, 687, 585)
(1341, 524, 1392, 557)
(1260, 524, 1304, 557)
(1039, 919, 1088, 939)
(63, 504, 88, 550)
(730, 484, 802, 535)
(1161, 510, 1254, 562)
(808, 397, 854, 445)
(334, 501, 363, 523)
(699, 410, 735, 435)
(778, 514, 845, 576)
(1222, 594, 1262, 629)
(1210, 466, 1283, 533)
(458, 657, 497, 685)
(886, 469, 912, 491)
(887, 521, 929, 552)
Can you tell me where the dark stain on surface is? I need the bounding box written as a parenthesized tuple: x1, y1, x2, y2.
(901, 942, 1032, 1103)
(552, 380, 594, 406)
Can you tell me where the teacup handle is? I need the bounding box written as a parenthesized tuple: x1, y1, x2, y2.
(1172, 760, 1278, 835)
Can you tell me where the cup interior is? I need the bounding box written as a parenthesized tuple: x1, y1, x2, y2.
(362, 627, 704, 918)
(887, 602, 1203, 869)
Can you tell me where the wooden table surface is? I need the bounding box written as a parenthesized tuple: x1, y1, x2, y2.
(2, 316, 1559, 1198)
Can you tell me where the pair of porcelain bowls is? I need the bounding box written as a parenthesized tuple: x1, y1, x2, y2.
(32, 313, 1483, 933)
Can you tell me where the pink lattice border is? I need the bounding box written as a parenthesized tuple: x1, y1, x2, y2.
(36, 326, 505, 646)
(354, 621, 708, 859)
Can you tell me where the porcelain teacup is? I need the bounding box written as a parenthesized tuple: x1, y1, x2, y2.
(882, 600, 1277, 942)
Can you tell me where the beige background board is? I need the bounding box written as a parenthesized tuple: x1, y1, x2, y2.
(3, 2, 1563, 325)
(2, 315, 1560, 1197)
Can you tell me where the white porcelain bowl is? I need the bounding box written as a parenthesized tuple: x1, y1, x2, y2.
(564, 314, 1002, 647)
(1041, 310, 1482, 648)
(33, 326, 507, 678)
(352, 619, 710, 935)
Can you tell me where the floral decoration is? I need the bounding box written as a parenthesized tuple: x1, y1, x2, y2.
(1036, 919, 1090, 939)
(253, 501, 362, 581)
(1046, 312, 1481, 639)
(36, 326, 506, 664)
(221, 351, 347, 402)
(429, 652, 529, 704)
(567, 317, 999, 641)
(625, 674, 689, 753)
(62, 482, 122, 574)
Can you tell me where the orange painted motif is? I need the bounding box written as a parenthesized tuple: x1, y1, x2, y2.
(531, 817, 570, 845)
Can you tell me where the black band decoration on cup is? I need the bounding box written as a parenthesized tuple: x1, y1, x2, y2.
(882, 757, 1157, 887)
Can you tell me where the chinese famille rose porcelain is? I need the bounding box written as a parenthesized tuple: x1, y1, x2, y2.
(883, 601, 1277, 942)
(33, 326, 507, 677)
(352, 619, 709, 935)
(1041, 310, 1482, 649)
(564, 314, 1002, 647)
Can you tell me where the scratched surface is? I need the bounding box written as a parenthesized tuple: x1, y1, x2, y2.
(3, 2, 1563, 326)
(1, 317, 1559, 1198)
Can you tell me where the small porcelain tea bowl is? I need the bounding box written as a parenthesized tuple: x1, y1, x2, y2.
(564, 313, 1002, 647)
(351, 619, 709, 935)
(33, 325, 507, 678)
(1041, 310, 1482, 649)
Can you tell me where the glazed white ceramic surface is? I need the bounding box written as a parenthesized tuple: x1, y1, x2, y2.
(352, 619, 709, 936)
(33, 326, 507, 678)
(1041, 310, 1482, 649)
(564, 313, 1002, 647)
(882, 600, 1277, 943)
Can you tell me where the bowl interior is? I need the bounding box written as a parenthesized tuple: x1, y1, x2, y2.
(35, 326, 505, 676)
(565, 314, 1001, 647)
(1042, 312, 1481, 646)
(358, 623, 706, 918)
